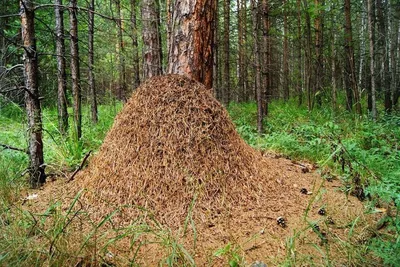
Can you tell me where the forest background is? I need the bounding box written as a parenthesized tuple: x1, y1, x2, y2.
(0, 0, 400, 265)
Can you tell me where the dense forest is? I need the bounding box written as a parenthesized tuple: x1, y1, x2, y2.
(0, 0, 399, 266)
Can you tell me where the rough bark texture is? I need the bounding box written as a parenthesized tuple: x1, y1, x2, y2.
(142, 0, 162, 79)
(88, 0, 97, 123)
(368, 0, 377, 120)
(303, 0, 312, 111)
(130, 0, 140, 90)
(237, 0, 245, 101)
(390, 3, 399, 108)
(69, 0, 82, 139)
(344, 0, 361, 114)
(20, 0, 46, 188)
(55, 0, 69, 133)
(167, 0, 215, 89)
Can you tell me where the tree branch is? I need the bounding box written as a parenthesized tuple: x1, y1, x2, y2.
(0, 143, 28, 154)
(67, 151, 92, 182)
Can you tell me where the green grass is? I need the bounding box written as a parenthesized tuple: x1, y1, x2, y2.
(1, 97, 399, 265)
(228, 100, 400, 266)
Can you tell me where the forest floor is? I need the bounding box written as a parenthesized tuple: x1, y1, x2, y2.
(0, 78, 399, 266)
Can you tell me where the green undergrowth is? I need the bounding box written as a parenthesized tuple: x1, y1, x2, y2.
(228, 100, 400, 266)
(1, 98, 399, 265)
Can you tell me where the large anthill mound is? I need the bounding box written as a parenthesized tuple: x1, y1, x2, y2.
(74, 74, 272, 226)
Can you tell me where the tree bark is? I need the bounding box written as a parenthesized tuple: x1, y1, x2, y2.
(69, 0, 82, 139)
(282, 0, 289, 101)
(20, 0, 46, 188)
(237, 0, 245, 102)
(115, 0, 126, 100)
(251, 0, 263, 134)
(130, 0, 141, 90)
(368, 0, 377, 120)
(344, 0, 361, 114)
(390, 2, 399, 108)
(88, 0, 97, 123)
(222, 0, 230, 104)
(296, 0, 302, 106)
(261, 0, 269, 117)
(313, 0, 323, 108)
(303, 0, 312, 111)
(54, 0, 69, 133)
(142, 0, 162, 79)
(167, 0, 215, 89)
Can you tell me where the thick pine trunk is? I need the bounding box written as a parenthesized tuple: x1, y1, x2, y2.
(69, 0, 82, 139)
(54, 0, 68, 133)
(130, 0, 140, 90)
(20, 0, 46, 188)
(88, 0, 97, 123)
(142, 0, 162, 79)
(167, 0, 215, 89)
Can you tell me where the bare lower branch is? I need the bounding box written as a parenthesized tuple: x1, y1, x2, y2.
(0, 143, 28, 154)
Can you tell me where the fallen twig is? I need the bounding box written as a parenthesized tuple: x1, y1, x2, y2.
(67, 151, 92, 182)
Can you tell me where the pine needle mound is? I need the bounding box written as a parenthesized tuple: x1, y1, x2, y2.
(74, 74, 272, 227)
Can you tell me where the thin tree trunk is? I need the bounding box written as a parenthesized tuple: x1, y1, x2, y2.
(261, 0, 269, 117)
(331, 17, 337, 113)
(167, 0, 215, 89)
(222, 0, 230, 105)
(344, 0, 361, 114)
(142, 0, 162, 79)
(237, 0, 244, 102)
(20, 0, 46, 188)
(314, 0, 323, 108)
(251, 0, 263, 134)
(213, 0, 219, 97)
(282, 0, 289, 101)
(69, 0, 82, 139)
(390, 2, 399, 109)
(88, 0, 97, 123)
(130, 0, 140, 90)
(55, 0, 68, 133)
(115, 0, 126, 101)
(297, 0, 302, 106)
(303, 0, 312, 111)
(368, 0, 377, 120)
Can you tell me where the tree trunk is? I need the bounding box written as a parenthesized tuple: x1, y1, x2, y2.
(20, 0, 46, 188)
(282, 0, 289, 101)
(368, 0, 377, 120)
(390, 2, 399, 109)
(237, 0, 245, 102)
(54, 0, 68, 133)
(344, 0, 361, 114)
(167, 0, 215, 89)
(297, 0, 302, 106)
(69, 0, 82, 139)
(251, 0, 263, 134)
(88, 0, 97, 123)
(115, 0, 126, 100)
(303, 0, 312, 111)
(261, 0, 269, 117)
(313, 0, 323, 108)
(142, 0, 162, 79)
(222, 0, 230, 105)
(130, 0, 140, 90)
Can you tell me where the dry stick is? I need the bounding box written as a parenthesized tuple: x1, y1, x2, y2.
(67, 150, 92, 182)
(0, 143, 28, 154)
